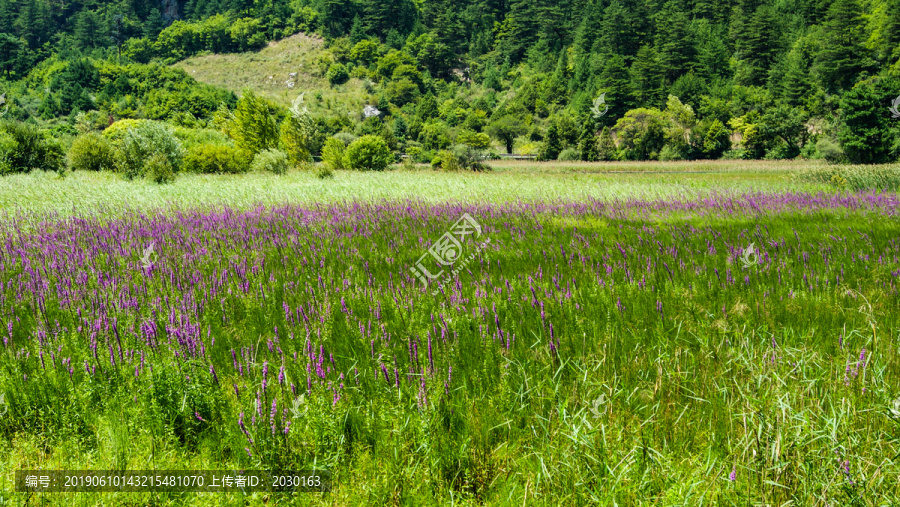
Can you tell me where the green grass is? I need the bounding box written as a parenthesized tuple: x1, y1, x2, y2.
(0, 160, 832, 216)
(173, 33, 370, 114)
(0, 162, 898, 505)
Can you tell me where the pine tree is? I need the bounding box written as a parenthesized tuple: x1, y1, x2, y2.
(817, 0, 870, 92)
(655, 0, 695, 84)
(577, 116, 599, 161)
(598, 0, 646, 60)
(597, 126, 617, 161)
(321, 0, 356, 38)
(363, 0, 417, 40)
(630, 45, 665, 108)
(349, 15, 367, 43)
(74, 10, 103, 50)
(538, 122, 562, 160)
(741, 4, 781, 86)
(780, 48, 812, 107)
(143, 8, 165, 38)
(598, 53, 633, 124)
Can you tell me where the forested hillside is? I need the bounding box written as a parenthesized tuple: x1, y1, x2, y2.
(1, 0, 900, 173)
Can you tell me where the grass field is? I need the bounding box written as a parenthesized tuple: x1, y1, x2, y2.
(0, 160, 833, 216)
(1, 161, 899, 505)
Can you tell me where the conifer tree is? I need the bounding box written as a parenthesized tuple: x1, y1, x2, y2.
(817, 0, 870, 92)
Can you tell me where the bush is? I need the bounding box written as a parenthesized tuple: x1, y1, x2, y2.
(68, 133, 116, 171)
(103, 119, 149, 147)
(0, 121, 65, 173)
(315, 164, 334, 179)
(250, 148, 290, 175)
(432, 150, 460, 171)
(432, 145, 490, 171)
(0, 132, 15, 175)
(557, 148, 580, 161)
(147, 152, 175, 184)
(344, 135, 392, 171)
(120, 122, 183, 179)
(321, 137, 346, 170)
(815, 137, 845, 163)
(183, 144, 249, 174)
(326, 63, 350, 86)
(332, 132, 358, 146)
(457, 130, 491, 149)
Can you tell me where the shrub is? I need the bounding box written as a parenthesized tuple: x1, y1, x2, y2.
(0, 121, 65, 173)
(172, 127, 232, 150)
(250, 148, 290, 175)
(418, 122, 451, 150)
(147, 152, 175, 184)
(332, 132, 358, 146)
(103, 119, 149, 147)
(557, 148, 580, 161)
(321, 137, 346, 170)
(432, 150, 460, 171)
(344, 135, 392, 171)
(183, 144, 249, 174)
(815, 137, 845, 163)
(68, 133, 116, 171)
(120, 122, 183, 179)
(0, 131, 15, 175)
(326, 63, 350, 86)
(315, 164, 334, 179)
(452, 144, 490, 171)
(457, 130, 491, 149)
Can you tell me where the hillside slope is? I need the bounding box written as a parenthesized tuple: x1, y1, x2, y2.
(172, 33, 369, 115)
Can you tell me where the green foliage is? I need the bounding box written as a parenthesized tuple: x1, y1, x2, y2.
(0, 121, 64, 173)
(315, 163, 334, 178)
(250, 148, 290, 175)
(225, 91, 280, 156)
(321, 137, 346, 171)
(327, 63, 350, 86)
(182, 144, 249, 174)
(487, 115, 527, 155)
(68, 133, 115, 172)
(418, 122, 451, 151)
(457, 130, 491, 149)
(557, 148, 580, 161)
(344, 134, 392, 171)
(120, 121, 183, 179)
(838, 77, 900, 164)
(146, 152, 175, 184)
(613, 108, 667, 160)
(537, 123, 562, 161)
(815, 137, 846, 163)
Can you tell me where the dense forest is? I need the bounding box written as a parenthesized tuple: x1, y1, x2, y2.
(1, 0, 900, 176)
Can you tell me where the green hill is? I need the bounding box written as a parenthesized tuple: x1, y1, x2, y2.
(172, 32, 369, 116)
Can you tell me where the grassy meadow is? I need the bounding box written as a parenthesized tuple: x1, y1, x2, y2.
(0, 161, 899, 506)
